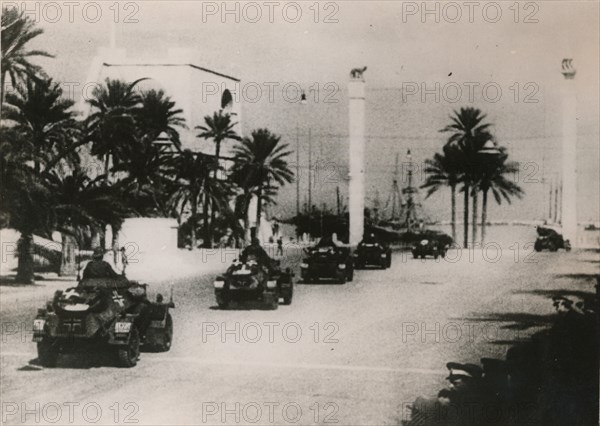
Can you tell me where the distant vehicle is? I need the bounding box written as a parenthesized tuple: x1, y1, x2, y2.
(214, 259, 294, 309)
(353, 238, 392, 269)
(585, 224, 599, 231)
(535, 226, 571, 252)
(412, 238, 447, 259)
(33, 277, 174, 368)
(301, 245, 354, 284)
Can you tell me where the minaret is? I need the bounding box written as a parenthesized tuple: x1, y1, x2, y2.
(560, 59, 577, 246)
(348, 68, 366, 246)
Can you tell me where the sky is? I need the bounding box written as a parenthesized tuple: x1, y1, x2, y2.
(11, 0, 600, 223)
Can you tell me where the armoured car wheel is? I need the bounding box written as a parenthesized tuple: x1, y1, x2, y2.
(336, 273, 346, 284)
(155, 314, 173, 352)
(217, 294, 229, 309)
(549, 243, 558, 252)
(282, 282, 293, 305)
(117, 327, 140, 368)
(413, 253, 418, 259)
(348, 268, 354, 281)
(37, 337, 59, 368)
(387, 256, 392, 268)
(534, 241, 542, 252)
(264, 293, 278, 310)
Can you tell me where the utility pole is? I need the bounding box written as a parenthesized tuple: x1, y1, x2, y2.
(336, 186, 341, 216)
(308, 128, 312, 213)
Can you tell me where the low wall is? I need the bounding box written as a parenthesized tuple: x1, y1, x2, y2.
(123, 248, 241, 283)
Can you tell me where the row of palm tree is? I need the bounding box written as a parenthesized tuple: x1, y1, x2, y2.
(1, 8, 294, 283)
(422, 107, 524, 246)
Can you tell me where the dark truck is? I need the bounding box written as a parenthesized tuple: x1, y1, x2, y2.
(33, 276, 174, 368)
(534, 225, 571, 252)
(214, 259, 294, 310)
(353, 238, 392, 269)
(300, 245, 354, 284)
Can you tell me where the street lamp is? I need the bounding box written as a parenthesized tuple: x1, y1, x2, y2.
(296, 91, 307, 216)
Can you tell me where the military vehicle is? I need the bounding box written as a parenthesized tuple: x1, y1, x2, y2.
(534, 225, 571, 252)
(214, 259, 294, 310)
(300, 245, 354, 284)
(412, 238, 446, 259)
(353, 239, 392, 269)
(32, 276, 174, 368)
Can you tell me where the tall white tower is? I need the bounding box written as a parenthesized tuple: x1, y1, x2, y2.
(560, 59, 578, 246)
(348, 68, 367, 246)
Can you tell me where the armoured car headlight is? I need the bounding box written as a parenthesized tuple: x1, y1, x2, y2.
(380, 253, 387, 258)
(266, 280, 277, 289)
(300, 263, 308, 268)
(114, 322, 132, 333)
(214, 280, 225, 289)
(338, 264, 346, 269)
(33, 319, 45, 332)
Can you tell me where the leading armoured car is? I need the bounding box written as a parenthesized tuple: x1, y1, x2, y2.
(32, 276, 174, 368)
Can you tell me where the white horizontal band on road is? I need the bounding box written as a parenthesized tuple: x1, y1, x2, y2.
(3, 351, 445, 376)
(155, 356, 446, 376)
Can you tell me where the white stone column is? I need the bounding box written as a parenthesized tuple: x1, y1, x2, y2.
(560, 59, 577, 246)
(348, 76, 366, 246)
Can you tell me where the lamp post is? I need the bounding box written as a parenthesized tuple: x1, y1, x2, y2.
(296, 91, 307, 216)
(478, 139, 501, 245)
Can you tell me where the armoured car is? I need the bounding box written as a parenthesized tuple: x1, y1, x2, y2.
(32, 276, 174, 368)
(534, 226, 571, 252)
(353, 239, 392, 269)
(214, 259, 294, 310)
(412, 238, 446, 259)
(300, 245, 354, 283)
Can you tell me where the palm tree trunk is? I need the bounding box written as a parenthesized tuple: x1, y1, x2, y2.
(59, 230, 78, 276)
(481, 189, 488, 245)
(450, 184, 456, 242)
(208, 141, 221, 247)
(16, 233, 35, 284)
(463, 184, 469, 248)
(203, 192, 210, 248)
(111, 223, 121, 264)
(472, 190, 478, 246)
(256, 185, 263, 241)
(190, 193, 198, 249)
(1, 71, 5, 105)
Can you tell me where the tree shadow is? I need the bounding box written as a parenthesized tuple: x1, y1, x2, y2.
(452, 312, 556, 332)
(554, 273, 598, 281)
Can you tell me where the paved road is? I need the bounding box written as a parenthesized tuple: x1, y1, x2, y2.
(1, 247, 598, 425)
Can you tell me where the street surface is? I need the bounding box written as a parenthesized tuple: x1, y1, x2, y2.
(1, 247, 598, 425)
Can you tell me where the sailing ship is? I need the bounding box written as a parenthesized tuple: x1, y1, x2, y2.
(373, 149, 429, 233)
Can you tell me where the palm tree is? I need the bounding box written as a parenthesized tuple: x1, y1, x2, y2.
(137, 89, 185, 149)
(421, 146, 462, 241)
(196, 110, 241, 247)
(441, 107, 493, 248)
(1, 77, 81, 283)
(478, 148, 524, 244)
(169, 150, 217, 249)
(86, 78, 145, 175)
(1, 7, 53, 103)
(113, 88, 186, 216)
(86, 78, 145, 259)
(3, 78, 81, 175)
(230, 129, 294, 240)
(45, 169, 130, 276)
